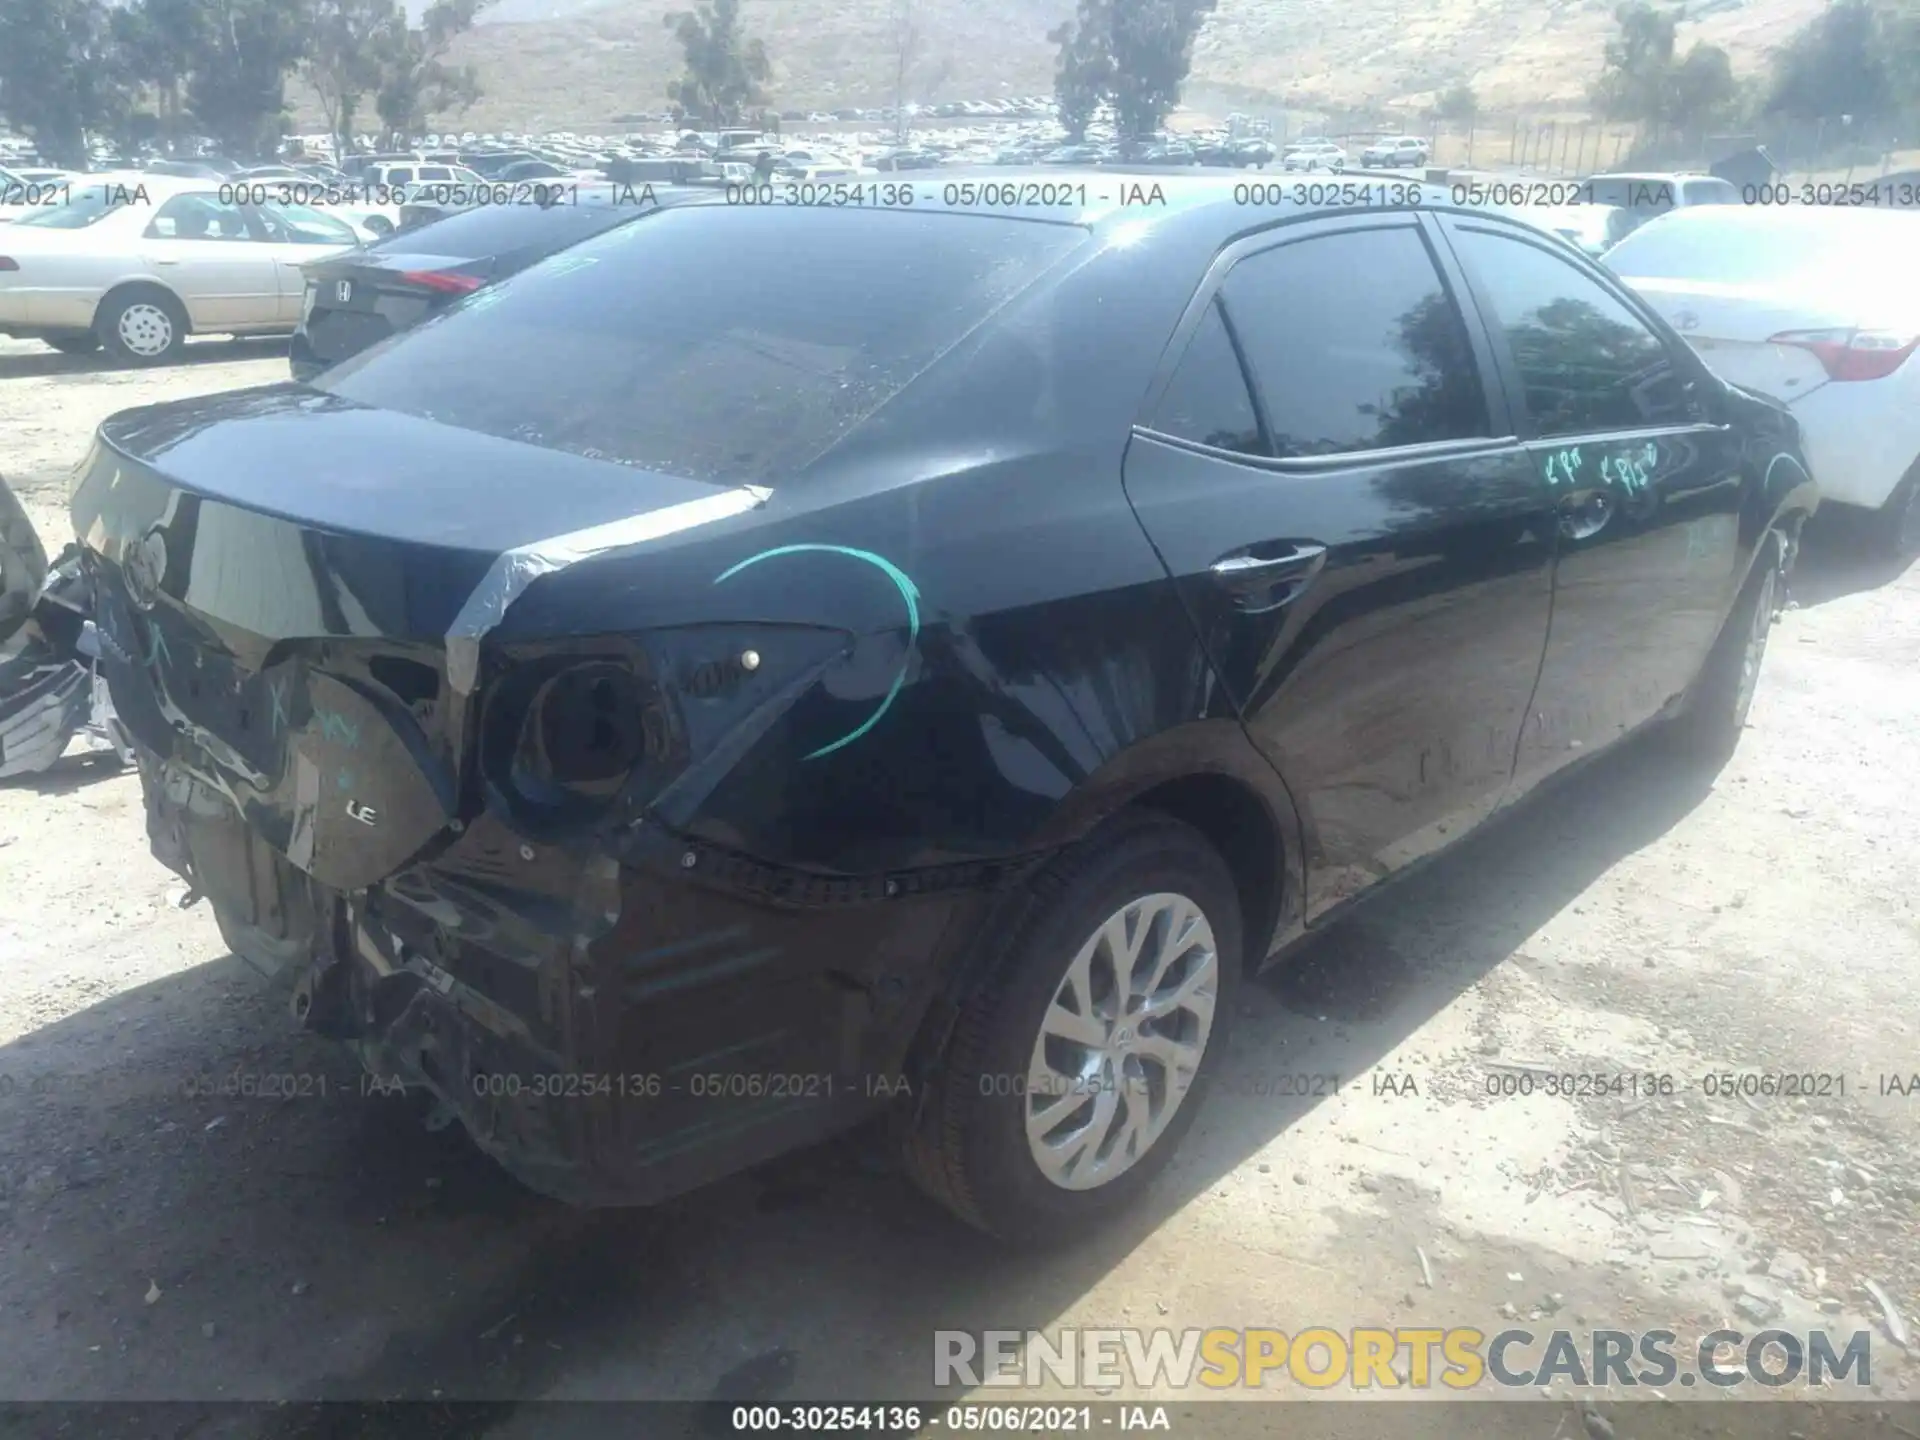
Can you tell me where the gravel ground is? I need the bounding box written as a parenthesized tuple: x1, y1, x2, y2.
(1, 335, 1917, 1438)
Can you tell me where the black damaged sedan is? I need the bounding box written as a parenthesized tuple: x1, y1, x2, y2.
(72, 177, 1815, 1242)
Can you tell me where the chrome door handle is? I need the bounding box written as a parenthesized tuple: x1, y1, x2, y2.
(1209, 543, 1327, 582)
(1208, 542, 1328, 611)
(1556, 490, 1614, 541)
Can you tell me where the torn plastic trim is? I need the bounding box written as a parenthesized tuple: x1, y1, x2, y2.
(444, 484, 773, 696)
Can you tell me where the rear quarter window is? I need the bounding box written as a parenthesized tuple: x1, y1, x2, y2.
(319, 206, 1087, 483)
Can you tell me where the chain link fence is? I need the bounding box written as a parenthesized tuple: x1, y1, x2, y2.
(1241, 109, 1918, 181)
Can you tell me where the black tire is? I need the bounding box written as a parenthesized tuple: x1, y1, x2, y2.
(1875, 462, 1920, 561)
(904, 811, 1243, 1244)
(364, 215, 395, 237)
(44, 334, 100, 355)
(1669, 534, 1781, 759)
(96, 286, 189, 366)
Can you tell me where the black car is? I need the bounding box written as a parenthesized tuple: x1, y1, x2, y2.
(74, 178, 1814, 1242)
(289, 187, 705, 378)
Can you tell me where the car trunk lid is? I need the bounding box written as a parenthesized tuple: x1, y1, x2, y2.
(72, 386, 748, 893)
(299, 251, 496, 363)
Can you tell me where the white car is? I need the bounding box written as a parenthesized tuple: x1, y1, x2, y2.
(1523, 202, 1635, 258)
(0, 164, 75, 224)
(1607, 205, 1920, 555)
(0, 176, 364, 363)
(1282, 141, 1346, 173)
(1359, 135, 1428, 168)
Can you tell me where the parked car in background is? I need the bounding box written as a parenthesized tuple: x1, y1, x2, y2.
(0, 177, 363, 362)
(1525, 203, 1635, 258)
(365, 160, 489, 195)
(75, 179, 1811, 1243)
(291, 186, 708, 378)
(0, 164, 76, 224)
(496, 159, 573, 181)
(1359, 135, 1429, 168)
(1583, 171, 1739, 241)
(1282, 140, 1346, 172)
(1607, 205, 1920, 556)
(1229, 138, 1276, 168)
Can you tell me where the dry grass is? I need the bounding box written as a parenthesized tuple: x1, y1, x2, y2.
(288, 0, 1818, 138)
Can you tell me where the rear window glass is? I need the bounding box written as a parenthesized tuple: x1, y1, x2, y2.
(320, 207, 1086, 483)
(13, 183, 134, 229)
(366, 199, 641, 257)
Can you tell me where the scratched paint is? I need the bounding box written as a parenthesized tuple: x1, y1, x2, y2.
(313, 710, 362, 748)
(711, 544, 922, 760)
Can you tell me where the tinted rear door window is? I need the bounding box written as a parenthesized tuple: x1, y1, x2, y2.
(320, 207, 1086, 482)
(1219, 225, 1490, 458)
(1450, 226, 1692, 437)
(1146, 300, 1264, 455)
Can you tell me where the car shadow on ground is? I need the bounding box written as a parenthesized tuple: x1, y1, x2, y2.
(0, 748, 128, 797)
(1790, 511, 1914, 609)
(0, 335, 289, 381)
(0, 729, 1723, 1431)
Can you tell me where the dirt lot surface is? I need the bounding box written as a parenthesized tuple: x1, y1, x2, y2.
(2, 335, 1918, 1438)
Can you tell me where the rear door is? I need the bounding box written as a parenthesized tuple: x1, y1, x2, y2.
(139, 193, 282, 328)
(1123, 214, 1556, 921)
(1436, 214, 1743, 794)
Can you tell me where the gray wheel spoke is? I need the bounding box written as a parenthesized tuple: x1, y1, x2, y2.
(1025, 1086, 1088, 1145)
(1131, 1029, 1205, 1078)
(1140, 899, 1204, 994)
(1023, 890, 1220, 1191)
(1142, 949, 1217, 1024)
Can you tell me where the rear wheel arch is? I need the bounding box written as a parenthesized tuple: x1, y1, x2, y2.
(92, 279, 191, 332)
(1126, 772, 1286, 976)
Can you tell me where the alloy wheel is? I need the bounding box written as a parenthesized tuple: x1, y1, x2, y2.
(1024, 891, 1219, 1191)
(1732, 562, 1777, 727)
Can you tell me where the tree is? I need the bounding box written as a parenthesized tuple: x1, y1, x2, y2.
(1665, 42, 1738, 131)
(1435, 81, 1478, 123)
(374, 0, 490, 143)
(1049, 0, 1215, 142)
(1763, 0, 1895, 122)
(1106, 0, 1216, 139)
(1591, 1, 1744, 131)
(110, 0, 201, 142)
(890, 0, 918, 141)
(662, 0, 771, 127)
(306, 0, 395, 159)
(1047, 8, 1111, 141)
(0, 0, 131, 166)
(1591, 1, 1676, 123)
(183, 0, 311, 158)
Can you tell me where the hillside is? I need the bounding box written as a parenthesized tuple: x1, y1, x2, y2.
(294, 0, 1821, 136)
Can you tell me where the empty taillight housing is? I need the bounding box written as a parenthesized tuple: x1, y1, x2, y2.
(478, 648, 682, 837)
(1768, 327, 1919, 382)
